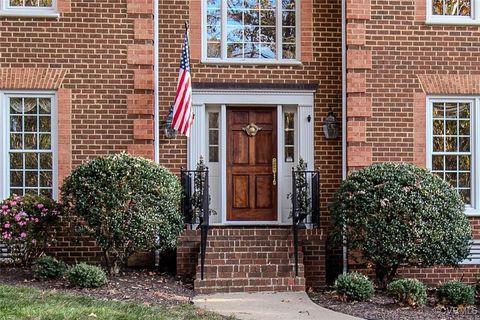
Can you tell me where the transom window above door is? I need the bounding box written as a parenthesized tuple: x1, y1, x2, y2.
(204, 0, 298, 62)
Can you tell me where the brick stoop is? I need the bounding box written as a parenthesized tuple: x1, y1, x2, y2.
(193, 228, 306, 294)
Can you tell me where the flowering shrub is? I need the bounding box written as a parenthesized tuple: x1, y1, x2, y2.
(0, 194, 61, 265)
(330, 163, 472, 286)
(61, 153, 183, 275)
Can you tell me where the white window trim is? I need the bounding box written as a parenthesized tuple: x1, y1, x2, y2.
(0, 91, 58, 200)
(426, 0, 479, 25)
(201, 0, 302, 64)
(426, 96, 479, 216)
(0, 0, 59, 18)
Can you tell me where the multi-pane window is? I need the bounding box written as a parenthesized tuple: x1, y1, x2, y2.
(7, 96, 55, 197)
(284, 112, 295, 162)
(8, 0, 54, 8)
(427, 0, 478, 23)
(432, 0, 471, 16)
(429, 100, 473, 206)
(0, 0, 57, 16)
(208, 112, 220, 162)
(205, 0, 298, 61)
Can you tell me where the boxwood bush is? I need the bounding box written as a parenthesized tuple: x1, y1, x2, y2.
(32, 256, 66, 280)
(387, 278, 427, 307)
(61, 153, 183, 274)
(334, 272, 374, 302)
(67, 263, 107, 288)
(437, 280, 475, 306)
(330, 163, 472, 285)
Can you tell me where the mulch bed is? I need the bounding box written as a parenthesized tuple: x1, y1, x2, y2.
(0, 267, 195, 306)
(309, 288, 480, 320)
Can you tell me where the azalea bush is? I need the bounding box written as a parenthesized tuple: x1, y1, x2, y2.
(61, 153, 183, 275)
(330, 163, 472, 286)
(0, 194, 61, 265)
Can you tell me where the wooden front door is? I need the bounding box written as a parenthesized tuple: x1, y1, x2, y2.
(227, 107, 277, 221)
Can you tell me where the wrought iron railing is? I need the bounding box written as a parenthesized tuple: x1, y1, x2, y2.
(180, 168, 210, 280)
(291, 168, 320, 276)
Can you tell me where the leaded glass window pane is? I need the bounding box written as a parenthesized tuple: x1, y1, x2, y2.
(431, 101, 472, 205)
(8, 97, 54, 197)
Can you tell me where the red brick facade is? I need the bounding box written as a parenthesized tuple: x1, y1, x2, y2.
(1, 0, 479, 288)
(344, 0, 480, 283)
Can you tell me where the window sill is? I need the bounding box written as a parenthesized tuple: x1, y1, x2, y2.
(0, 10, 60, 18)
(464, 207, 480, 216)
(201, 59, 303, 66)
(426, 18, 479, 26)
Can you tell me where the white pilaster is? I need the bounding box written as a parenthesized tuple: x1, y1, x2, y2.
(298, 105, 315, 170)
(187, 104, 206, 170)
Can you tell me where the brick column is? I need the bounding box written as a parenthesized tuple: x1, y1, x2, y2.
(126, 0, 155, 160)
(346, 0, 372, 171)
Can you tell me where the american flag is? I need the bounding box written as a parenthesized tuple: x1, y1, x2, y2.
(172, 28, 193, 137)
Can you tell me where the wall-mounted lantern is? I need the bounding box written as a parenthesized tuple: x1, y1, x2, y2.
(164, 106, 177, 139)
(322, 108, 339, 140)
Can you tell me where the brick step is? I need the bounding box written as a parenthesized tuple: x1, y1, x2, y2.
(197, 265, 304, 277)
(206, 246, 298, 253)
(194, 276, 306, 294)
(206, 239, 295, 246)
(207, 228, 292, 237)
(203, 251, 301, 260)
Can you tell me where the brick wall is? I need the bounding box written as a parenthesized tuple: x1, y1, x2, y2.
(0, 0, 155, 263)
(345, 0, 480, 282)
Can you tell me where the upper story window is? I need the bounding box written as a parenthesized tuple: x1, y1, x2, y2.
(0, 0, 59, 18)
(427, 98, 479, 215)
(427, 0, 477, 24)
(204, 0, 299, 63)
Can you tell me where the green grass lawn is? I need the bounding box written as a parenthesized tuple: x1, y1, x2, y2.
(0, 285, 226, 320)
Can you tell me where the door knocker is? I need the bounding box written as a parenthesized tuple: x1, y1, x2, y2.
(242, 122, 262, 137)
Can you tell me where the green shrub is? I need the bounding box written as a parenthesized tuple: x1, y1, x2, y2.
(437, 280, 475, 306)
(61, 153, 183, 274)
(387, 278, 427, 307)
(330, 163, 472, 285)
(334, 272, 374, 302)
(32, 256, 66, 280)
(66, 263, 107, 288)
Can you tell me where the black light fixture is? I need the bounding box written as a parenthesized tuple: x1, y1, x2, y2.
(164, 105, 177, 139)
(322, 108, 339, 140)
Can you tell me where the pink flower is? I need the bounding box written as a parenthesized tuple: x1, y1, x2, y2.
(14, 214, 21, 222)
(1, 205, 8, 210)
(3, 223, 10, 229)
(37, 203, 44, 210)
(31, 239, 37, 245)
(20, 232, 27, 238)
(10, 201, 16, 206)
(18, 221, 26, 226)
(2, 232, 11, 240)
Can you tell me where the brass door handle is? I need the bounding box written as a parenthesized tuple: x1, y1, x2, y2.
(272, 158, 277, 186)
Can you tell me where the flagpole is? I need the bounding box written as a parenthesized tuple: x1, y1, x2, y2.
(184, 21, 192, 74)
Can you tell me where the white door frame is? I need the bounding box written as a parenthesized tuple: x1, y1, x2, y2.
(189, 89, 315, 225)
